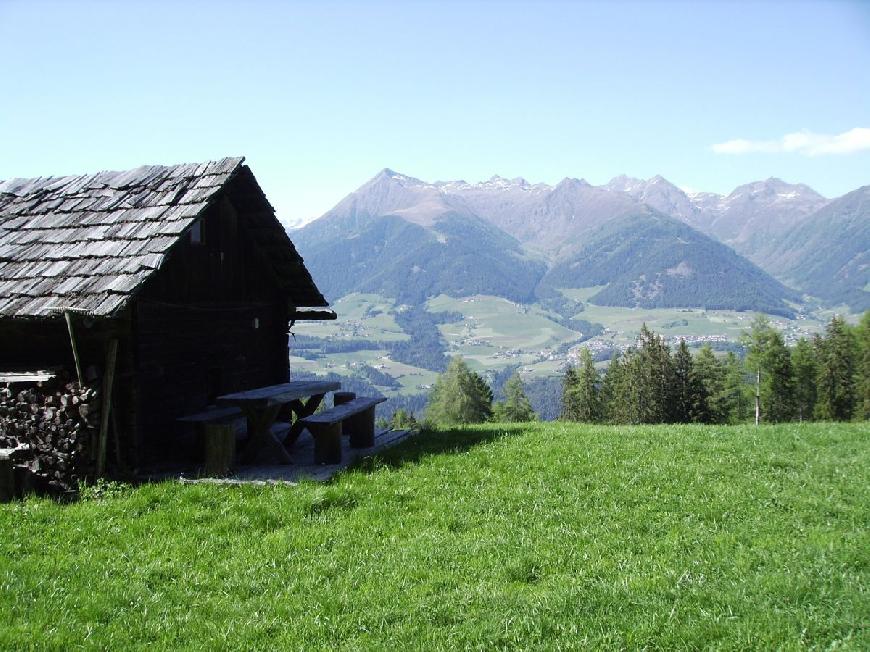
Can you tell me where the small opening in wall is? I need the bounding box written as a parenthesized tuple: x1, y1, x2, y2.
(190, 220, 203, 245)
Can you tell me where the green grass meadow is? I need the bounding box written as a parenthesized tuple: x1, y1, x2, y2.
(1, 423, 867, 650)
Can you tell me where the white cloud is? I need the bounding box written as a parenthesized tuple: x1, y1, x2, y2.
(711, 127, 870, 156)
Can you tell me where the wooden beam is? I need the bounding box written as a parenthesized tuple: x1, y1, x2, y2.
(290, 309, 337, 321)
(64, 311, 84, 385)
(97, 339, 119, 476)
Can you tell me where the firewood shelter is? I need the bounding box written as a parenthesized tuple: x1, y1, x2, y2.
(0, 157, 334, 482)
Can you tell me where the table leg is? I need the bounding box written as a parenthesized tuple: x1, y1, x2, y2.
(283, 393, 326, 448)
(238, 404, 292, 465)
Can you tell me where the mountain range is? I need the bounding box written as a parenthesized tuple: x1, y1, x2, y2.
(292, 169, 870, 315)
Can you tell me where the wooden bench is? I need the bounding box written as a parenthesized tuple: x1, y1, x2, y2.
(217, 381, 340, 465)
(178, 406, 290, 475)
(300, 396, 387, 464)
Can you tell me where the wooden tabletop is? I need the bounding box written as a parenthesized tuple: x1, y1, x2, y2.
(217, 381, 341, 409)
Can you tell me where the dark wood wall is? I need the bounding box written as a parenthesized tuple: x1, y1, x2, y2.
(1, 183, 297, 470)
(133, 194, 290, 466)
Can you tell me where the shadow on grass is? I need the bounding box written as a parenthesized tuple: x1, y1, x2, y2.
(350, 423, 530, 474)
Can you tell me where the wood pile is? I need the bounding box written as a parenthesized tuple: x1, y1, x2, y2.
(0, 380, 98, 493)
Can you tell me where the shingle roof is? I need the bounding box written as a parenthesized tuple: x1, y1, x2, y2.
(0, 157, 327, 318)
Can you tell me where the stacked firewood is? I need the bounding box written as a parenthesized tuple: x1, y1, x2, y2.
(0, 381, 98, 493)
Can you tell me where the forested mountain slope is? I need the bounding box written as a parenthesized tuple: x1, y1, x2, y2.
(539, 211, 798, 316)
(767, 186, 870, 311)
(292, 168, 864, 313)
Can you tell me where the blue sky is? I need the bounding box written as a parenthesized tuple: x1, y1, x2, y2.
(1, 0, 868, 225)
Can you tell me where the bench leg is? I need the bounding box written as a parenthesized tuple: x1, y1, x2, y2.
(284, 394, 326, 448)
(239, 405, 292, 466)
(202, 423, 236, 477)
(312, 422, 342, 464)
(346, 406, 376, 448)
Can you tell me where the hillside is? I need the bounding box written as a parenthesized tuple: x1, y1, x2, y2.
(294, 210, 546, 305)
(442, 175, 641, 258)
(2, 423, 867, 649)
(688, 178, 828, 266)
(540, 210, 798, 316)
(294, 169, 805, 314)
(767, 186, 870, 311)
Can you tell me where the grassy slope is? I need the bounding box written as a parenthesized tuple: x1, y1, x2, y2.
(1, 423, 867, 650)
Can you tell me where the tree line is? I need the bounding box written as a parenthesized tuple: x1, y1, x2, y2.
(562, 313, 869, 425)
(419, 312, 869, 427)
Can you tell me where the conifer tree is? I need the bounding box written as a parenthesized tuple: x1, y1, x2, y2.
(390, 408, 419, 431)
(814, 315, 857, 421)
(493, 373, 536, 422)
(856, 311, 870, 420)
(742, 315, 795, 422)
(693, 345, 728, 423)
(721, 351, 750, 423)
(672, 340, 710, 423)
(600, 352, 627, 423)
(791, 337, 817, 422)
(572, 348, 601, 422)
(426, 356, 493, 425)
(561, 364, 580, 421)
(628, 325, 675, 423)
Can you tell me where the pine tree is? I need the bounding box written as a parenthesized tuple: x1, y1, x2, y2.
(764, 331, 796, 423)
(721, 351, 750, 423)
(493, 373, 536, 422)
(742, 315, 795, 423)
(856, 311, 870, 420)
(626, 325, 675, 423)
(694, 345, 728, 423)
(600, 352, 627, 424)
(561, 364, 580, 421)
(791, 337, 817, 422)
(426, 356, 493, 425)
(814, 315, 857, 421)
(566, 348, 601, 422)
(672, 340, 710, 423)
(389, 408, 419, 431)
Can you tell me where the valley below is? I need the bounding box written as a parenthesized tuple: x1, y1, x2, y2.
(290, 290, 850, 420)
(287, 167, 869, 420)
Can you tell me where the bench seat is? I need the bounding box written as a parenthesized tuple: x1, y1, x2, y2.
(178, 406, 291, 475)
(300, 396, 387, 464)
(177, 405, 243, 423)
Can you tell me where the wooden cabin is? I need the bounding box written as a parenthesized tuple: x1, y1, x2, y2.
(0, 157, 333, 471)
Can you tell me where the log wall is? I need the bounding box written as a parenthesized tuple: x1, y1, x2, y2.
(0, 184, 294, 473)
(131, 195, 290, 466)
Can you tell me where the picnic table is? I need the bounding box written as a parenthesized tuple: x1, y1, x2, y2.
(217, 380, 340, 465)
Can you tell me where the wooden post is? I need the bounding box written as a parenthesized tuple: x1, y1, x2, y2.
(202, 423, 236, 476)
(64, 311, 84, 386)
(347, 407, 376, 448)
(755, 369, 761, 426)
(312, 422, 342, 464)
(97, 339, 119, 476)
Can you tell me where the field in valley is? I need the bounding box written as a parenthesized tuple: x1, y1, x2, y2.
(291, 291, 840, 399)
(1, 422, 867, 649)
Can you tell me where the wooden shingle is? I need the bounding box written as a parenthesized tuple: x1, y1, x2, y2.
(0, 157, 327, 319)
